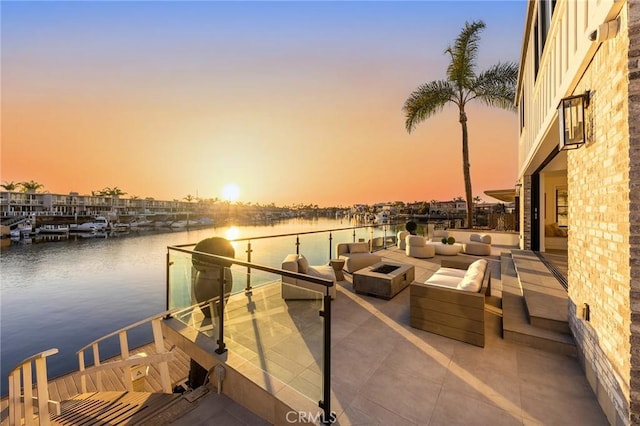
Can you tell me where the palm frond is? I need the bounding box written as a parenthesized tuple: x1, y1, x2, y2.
(403, 80, 455, 133)
(446, 20, 485, 88)
(470, 61, 519, 110)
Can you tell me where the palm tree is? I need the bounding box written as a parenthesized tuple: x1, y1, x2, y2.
(20, 180, 44, 193)
(1, 181, 19, 191)
(403, 20, 518, 228)
(102, 187, 126, 197)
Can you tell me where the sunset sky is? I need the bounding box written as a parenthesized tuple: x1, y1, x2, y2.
(1, 1, 526, 207)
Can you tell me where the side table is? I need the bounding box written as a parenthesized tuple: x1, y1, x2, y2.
(329, 258, 346, 281)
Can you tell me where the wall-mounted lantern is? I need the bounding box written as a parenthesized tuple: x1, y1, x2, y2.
(558, 92, 590, 150)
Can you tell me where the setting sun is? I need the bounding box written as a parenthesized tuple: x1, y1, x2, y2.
(222, 183, 240, 202)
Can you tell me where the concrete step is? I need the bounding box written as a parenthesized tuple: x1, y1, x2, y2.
(511, 250, 570, 334)
(501, 254, 576, 356)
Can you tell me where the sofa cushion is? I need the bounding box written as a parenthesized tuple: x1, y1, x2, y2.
(479, 234, 492, 244)
(307, 265, 336, 281)
(463, 242, 492, 256)
(470, 233, 482, 242)
(435, 267, 467, 278)
(425, 273, 460, 288)
(456, 259, 487, 292)
(406, 235, 426, 247)
(468, 258, 488, 274)
(297, 254, 309, 274)
(457, 274, 483, 292)
(348, 242, 369, 253)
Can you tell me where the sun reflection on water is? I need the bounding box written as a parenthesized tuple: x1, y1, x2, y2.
(225, 226, 240, 241)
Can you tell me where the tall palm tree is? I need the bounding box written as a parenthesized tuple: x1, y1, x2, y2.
(403, 20, 517, 228)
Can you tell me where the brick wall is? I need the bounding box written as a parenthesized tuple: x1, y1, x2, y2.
(627, 1, 640, 423)
(568, 4, 633, 425)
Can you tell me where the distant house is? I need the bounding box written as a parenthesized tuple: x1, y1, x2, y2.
(428, 200, 465, 215)
(515, 0, 637, 423)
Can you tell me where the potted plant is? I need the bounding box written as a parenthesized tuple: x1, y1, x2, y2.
(441, 236, 456, 245)
(405, 221, 418, 235)
(191, 237, 234, 318)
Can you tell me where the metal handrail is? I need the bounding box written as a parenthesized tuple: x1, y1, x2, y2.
(171, 221, 401, 248)
(169, 248, 335, 288)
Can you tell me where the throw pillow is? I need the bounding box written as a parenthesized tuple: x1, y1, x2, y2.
(297, 254, 309, 274)
(457, 273, 483, 292)
(467, 259, 488, 276)
(470, 234, 481, 243)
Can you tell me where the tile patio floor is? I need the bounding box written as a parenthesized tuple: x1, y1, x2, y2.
(179, 245, 607, 425)
(328, 246, 605, 425)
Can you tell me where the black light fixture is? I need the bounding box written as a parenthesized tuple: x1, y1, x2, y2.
(558, 91, 590, 150)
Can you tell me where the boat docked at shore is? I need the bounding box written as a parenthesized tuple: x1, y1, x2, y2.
(69, 216, 109, 232)
(9, 222, 32, 238)
(128, 217, 154, 228)
(38, 223, 70, 234)
(169, 219, 200, 229)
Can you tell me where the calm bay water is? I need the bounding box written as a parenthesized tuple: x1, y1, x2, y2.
(0, 217, 383, 395)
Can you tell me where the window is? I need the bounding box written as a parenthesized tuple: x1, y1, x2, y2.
(520, 93, 525, 131)
(556, 186, 568, 227)
(534, 0, 557, 82)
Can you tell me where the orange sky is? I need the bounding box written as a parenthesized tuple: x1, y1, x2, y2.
(1, 1, 524, 207)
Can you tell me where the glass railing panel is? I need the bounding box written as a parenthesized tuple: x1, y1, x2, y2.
(167, 249, 194, 311)
(231, 235, 300, 269)
(223, 267, 325, 406)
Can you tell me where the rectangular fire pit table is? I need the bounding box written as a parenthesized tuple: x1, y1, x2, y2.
(352, 261, 415, 299)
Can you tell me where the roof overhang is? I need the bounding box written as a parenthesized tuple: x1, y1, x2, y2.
(484, 189, 516, 203)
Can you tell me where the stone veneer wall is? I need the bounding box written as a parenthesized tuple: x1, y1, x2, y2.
(567, 4, 635, 425)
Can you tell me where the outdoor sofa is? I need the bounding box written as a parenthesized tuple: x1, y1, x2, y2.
(462, 233, 492, 256)
(336, 242, 382, 273)
(410, 258, 492, 347)
(405, 235, 435, 258)
(429, 230, 492, 256)
(281, 254, 337, 300)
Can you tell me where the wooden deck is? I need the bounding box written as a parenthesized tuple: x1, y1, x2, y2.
(0, 341, 191, 424)
(50, 391, 181, 425)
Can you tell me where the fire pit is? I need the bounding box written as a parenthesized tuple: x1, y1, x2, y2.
(371, 264, 400, 274)
(352, 262, 415, 299)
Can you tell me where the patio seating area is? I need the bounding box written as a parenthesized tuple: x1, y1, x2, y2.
(325, 246, 605, 424)
(165, 243, 605, 425)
